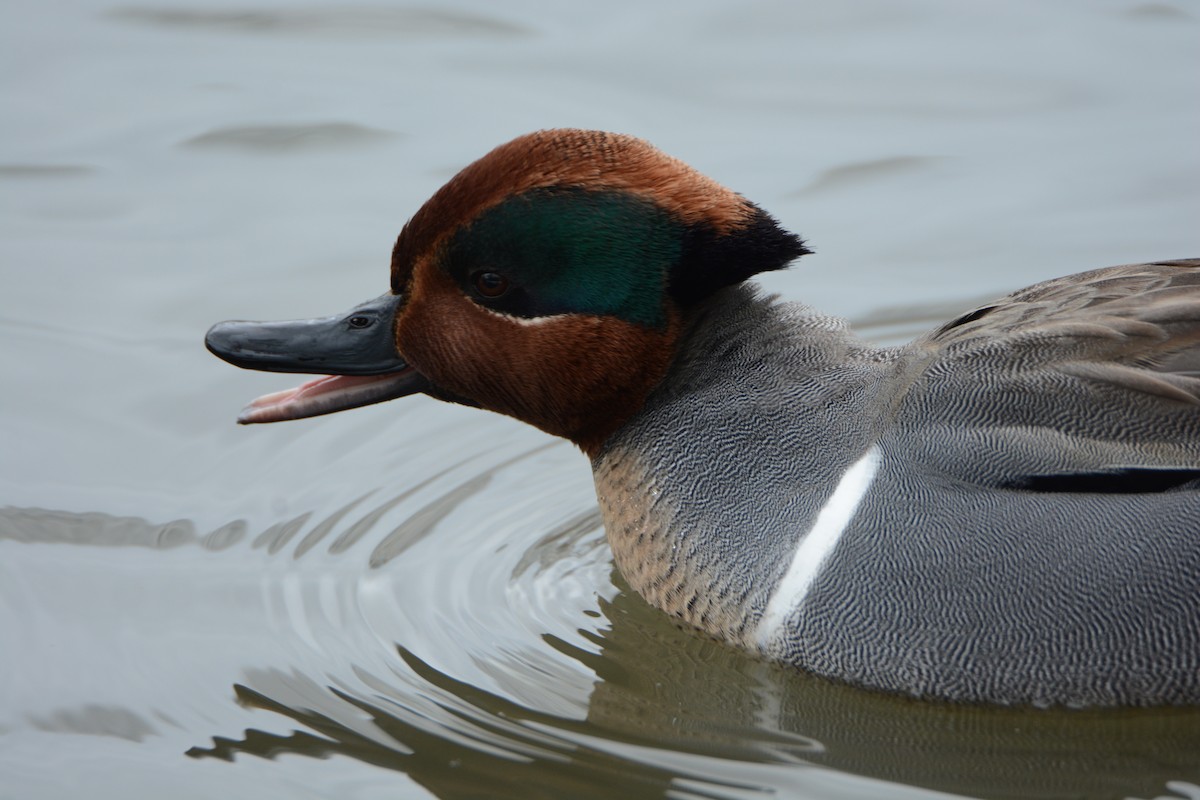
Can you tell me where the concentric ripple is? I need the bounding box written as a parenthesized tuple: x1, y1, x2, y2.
(7, 420, 1200, 800)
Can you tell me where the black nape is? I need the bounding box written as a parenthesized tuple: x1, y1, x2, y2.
(670, 205, 809, 306)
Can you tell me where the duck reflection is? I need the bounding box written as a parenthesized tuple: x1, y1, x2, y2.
(189, 571, 1200, 800)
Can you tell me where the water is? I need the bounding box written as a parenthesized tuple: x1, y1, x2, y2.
(2, 1, 1199, 798)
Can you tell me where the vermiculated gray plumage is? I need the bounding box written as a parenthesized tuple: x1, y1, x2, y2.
(595, 259, 1200, 707)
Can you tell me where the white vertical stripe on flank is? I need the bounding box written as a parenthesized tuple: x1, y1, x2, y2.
(755, 446, 881, 649)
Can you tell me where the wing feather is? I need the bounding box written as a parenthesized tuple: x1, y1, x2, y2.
(895, 259, 1200, 489)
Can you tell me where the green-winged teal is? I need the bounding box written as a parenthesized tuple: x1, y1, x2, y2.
(207, 130, 1200, 707)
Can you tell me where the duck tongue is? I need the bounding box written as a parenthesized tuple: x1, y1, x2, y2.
(237, 371, 427, 424)
(205, 292, 429, 423)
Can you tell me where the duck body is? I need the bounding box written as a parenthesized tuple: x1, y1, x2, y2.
(206, 129, 1200, 707)
(596, 276, 1200, 706)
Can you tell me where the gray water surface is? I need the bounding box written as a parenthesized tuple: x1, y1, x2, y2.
(3, 1, 1199, 798)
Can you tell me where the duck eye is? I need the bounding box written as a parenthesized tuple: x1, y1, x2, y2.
(348, 315, 372, 329)
(472, 270, 509, 299)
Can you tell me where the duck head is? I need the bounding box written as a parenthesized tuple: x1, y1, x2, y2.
(206, 129, 809, 455)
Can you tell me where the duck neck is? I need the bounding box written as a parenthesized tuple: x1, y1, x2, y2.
(591, 284, 894, 648)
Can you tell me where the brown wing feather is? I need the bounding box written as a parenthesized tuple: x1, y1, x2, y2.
(923, 259, 1200, 389)
(897, 259, 1200, 485)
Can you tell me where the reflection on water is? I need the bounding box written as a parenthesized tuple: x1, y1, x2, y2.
(182, 572, 1200, 800)
(190, 657, 704, 800)
(7, 501, 1197, 799)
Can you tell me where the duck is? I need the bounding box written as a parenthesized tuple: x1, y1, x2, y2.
(206, 129, 1200, 708)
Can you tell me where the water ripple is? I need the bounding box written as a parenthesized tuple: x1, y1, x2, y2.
(251, 511, 312, 554)
(181, 122, 398, 154)
(369, 473, 491, 568)
(0, 506, 197, 548)
(7, 441, 1200, 799)
(28, 704, 158, 743)
(293, 491, 373, 558)
(108, 6, 532, 39)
